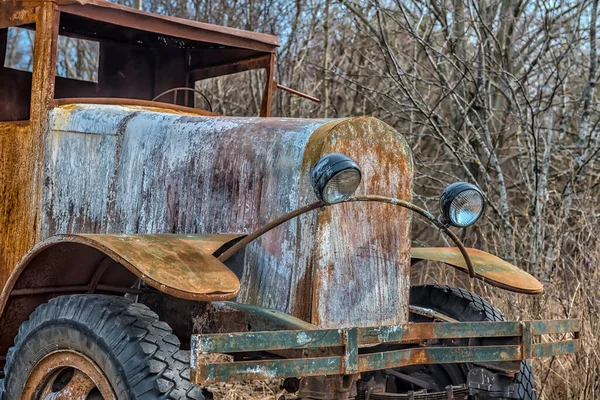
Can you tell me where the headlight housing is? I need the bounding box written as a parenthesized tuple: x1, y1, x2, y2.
(440, 182, 485, 227)
(311, 154, 362, 204)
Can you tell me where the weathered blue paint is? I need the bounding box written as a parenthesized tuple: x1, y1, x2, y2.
(343, 327, 359, 374)
(534, 340, 579, 358)
(531, 319, 579, 335)
(42, 104, 414, 329)
(195, 328, 341, 353)
(198, 356, 343, 383)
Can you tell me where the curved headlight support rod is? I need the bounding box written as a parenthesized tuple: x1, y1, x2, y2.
(217, 195, 475, 278)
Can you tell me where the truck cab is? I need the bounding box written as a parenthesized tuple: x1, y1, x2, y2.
(0, 0, 281, 123)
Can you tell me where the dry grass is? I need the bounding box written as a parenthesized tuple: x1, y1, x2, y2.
(201, 354, 297, 400)
(416, 254, 599, 399)
(207, 380, 293, 400)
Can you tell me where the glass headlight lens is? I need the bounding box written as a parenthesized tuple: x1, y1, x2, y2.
(311, 154, 362, 204)
(322, 169, 362, 204)
(440, 182, 485, 227)
(448, 189, 484, 226)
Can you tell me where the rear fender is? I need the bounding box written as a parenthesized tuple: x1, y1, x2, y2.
(411, 247, 543, 294)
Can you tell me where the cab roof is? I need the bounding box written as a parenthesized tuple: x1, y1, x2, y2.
(36, 0, 279, 53)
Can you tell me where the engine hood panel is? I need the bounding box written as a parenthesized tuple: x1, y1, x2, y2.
(44, 104, 413, 328)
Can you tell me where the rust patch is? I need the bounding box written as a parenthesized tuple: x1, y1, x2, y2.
(411, 247, 544, 294)
(50, 98, 218, 116)
(0, 122, 36, 291)
(303, 117, 414, 329)
(6, 233, 245, 303)
(0, 1, 37, 30)
(21, 350, 116, 399)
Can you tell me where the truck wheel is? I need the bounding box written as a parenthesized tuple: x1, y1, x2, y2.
(1, 295, 205, 400)
(409, 284, 537, 400)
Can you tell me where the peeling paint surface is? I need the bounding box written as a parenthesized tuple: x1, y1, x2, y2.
(305, 118, 413, 328)
(41, 104, 412, 328)
(190, 319, 580, 383)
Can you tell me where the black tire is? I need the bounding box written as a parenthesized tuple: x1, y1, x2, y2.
(2, 294, 205, 400)
(409, 285, 537, 400)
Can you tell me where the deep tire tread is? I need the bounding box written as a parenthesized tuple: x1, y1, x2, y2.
(2, 294, 203, 400)
(411, 285, 537, 400)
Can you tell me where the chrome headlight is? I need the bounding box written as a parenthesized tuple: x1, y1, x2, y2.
(310, 154, 362, 204)
(440, 182, 485, 227)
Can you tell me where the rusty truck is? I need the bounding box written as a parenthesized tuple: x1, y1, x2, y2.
(0, 1, 579, 399)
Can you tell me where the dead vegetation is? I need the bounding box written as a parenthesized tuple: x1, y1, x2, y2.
(111, 0, 600, 397)
(207, 380, 294, 400)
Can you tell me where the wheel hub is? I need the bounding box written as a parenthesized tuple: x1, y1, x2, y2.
(21, 350, 116, 400)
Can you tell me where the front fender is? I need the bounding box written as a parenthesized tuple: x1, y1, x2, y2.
(0, 233, 246, 324)
(0, 233, 244, 356)
(411, 247, 543, 294)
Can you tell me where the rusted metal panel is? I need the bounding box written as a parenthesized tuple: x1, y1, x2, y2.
(51, 98, 218, 116)
(42, 103, 327, 321)
(7, 234, 243, 301)
(41, 104, 413, 330)
(55, 0, 279, 52)
(194, 301, 318, 334)
(411, 247, 544, 294)
(191, 319, 579, 384)
(0, 1, 37, 29)
(305, 118, 413, 328)
(0, 122, 36, 287)
(0, 2, 60, 355)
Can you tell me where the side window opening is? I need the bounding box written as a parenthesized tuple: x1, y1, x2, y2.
(0, 27, 35, 122)
(194, 69, 266, 116)
(3, 27, 35, 73)
(0, 27, 100, 122)
(3, 27, 100, 80)
(56, 35, 99, 83)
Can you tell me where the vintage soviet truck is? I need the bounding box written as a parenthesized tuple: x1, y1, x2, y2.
(0, 1, 579, 399)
